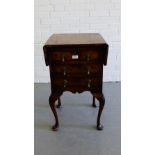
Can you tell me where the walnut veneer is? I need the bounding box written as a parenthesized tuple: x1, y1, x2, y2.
(43, 33, 109, 131)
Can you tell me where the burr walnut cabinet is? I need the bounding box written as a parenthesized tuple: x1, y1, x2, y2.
(43, 33, 109, 131)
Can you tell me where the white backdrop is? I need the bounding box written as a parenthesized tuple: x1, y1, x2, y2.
(34, 0, 121, 82)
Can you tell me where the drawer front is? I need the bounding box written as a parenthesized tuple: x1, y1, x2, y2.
(48, 47, 102, 63)
(51, 64, 102, 77)
(52, 77, 102, 89)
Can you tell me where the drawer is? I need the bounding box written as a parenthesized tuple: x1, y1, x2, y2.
(51, 64, 102, 77)
(52, 77, 102, 89)
(48, 47, 102, 63)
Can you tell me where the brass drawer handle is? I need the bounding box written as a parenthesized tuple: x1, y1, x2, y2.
(88, 79, 91, 88)
(64, 80, 68, 88)
(87, 54, 91, 61)
(64, 67, 66, 76)
(61, 53, 65, 62)
(87, 66, 90, 75)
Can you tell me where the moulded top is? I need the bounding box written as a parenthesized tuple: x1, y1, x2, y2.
(44, 33, 108, 47)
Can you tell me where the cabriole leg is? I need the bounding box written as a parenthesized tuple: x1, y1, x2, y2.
(92, 96, 97, 107)
(95, 94, 105, 130)
(57, 97, 61, 108)
(49, 94, 59, 131)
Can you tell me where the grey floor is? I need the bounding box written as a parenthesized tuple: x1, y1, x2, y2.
(34, 82, 121, 155)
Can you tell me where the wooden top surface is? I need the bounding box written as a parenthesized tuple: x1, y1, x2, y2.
(44, 33, 107, 46)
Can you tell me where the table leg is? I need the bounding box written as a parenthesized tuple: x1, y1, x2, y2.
(49, 94, 60, 131)
(95, 94, 105, 130)
(57, 97, 61, 108)
(92, 96, 97, 107)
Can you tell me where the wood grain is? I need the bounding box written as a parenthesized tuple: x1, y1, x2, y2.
(43, 33, 109, 131)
